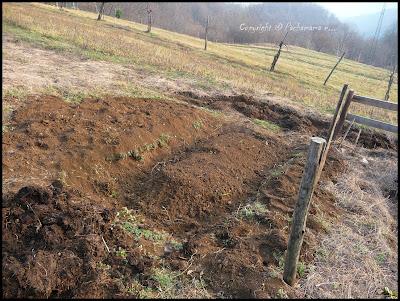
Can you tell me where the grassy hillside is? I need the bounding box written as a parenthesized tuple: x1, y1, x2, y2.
(3, 2, 397, 124)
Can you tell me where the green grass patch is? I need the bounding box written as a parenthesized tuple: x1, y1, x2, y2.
(2, 125, 14, 133)
(192, 120, 203, 130)
(151, 268, 178, 290)
(273, 251, 285, 272)
(239, 201, 268, 220)
(4, 22, 69, 51)
(269, 165, 285, 178)
(169, 240, 184, 251)
(253, 118, 281, 132)
(375, 252, 387, 265)
(383, 287, 398, 299)
(291, 151, 304, 158)
(297, 261, 307, 278)
(156, 133, 171, 148)
(116, 247, 128, 259)
(275, 288, 289, 299)
(96, 262, 111, 271)
(316, 215, 331, 232)
(106, 134, 171, 163)
(113, 207, 168, 243)
(126, 280, 157, 298)
(110, 190, 119, 198)
(4, 21, 135, 66)
(41, 85, 105, 103)
(199, 107, 223, 118)
(2, 105, 14, 133)
(3, 87, 29, 100)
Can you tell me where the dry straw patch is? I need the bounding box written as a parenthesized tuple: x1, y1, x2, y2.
(299, 145, 398, 298)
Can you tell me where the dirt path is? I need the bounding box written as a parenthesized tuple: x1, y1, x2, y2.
(3, 36, 130, 93)
(2, 35, 229, 99)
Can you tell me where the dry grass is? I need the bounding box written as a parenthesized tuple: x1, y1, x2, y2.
(299, 146, 398, 298)
(2, 2, 397, 124)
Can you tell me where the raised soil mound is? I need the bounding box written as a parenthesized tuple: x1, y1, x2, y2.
(0, 94, 363, 298)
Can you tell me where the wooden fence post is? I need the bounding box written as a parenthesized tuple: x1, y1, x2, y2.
(333, 90, 354, 139)
(283, 137, 326, 286)
(384, 65, 396, 101)
(270, 31, 289, 72)
(324, 52, 345, 86)
(316, 84, 348, 181)
(326, 84, 348, 139)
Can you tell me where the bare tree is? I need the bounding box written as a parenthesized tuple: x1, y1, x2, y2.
(311, 30, 335, 52)
(107, 4, 114, 16)
(145, 3, 152, 33)
(204, 16, 209, 50)
(97, 2, 105, 21)
(336, 24, 350, 56)
(63, 2, 397, 69)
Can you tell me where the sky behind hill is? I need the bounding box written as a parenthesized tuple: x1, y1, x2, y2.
(237, 2, 398, 19)
(314, 2, 397, 19)
(238, 2, 398, 37)
(315, 3, 398, 37)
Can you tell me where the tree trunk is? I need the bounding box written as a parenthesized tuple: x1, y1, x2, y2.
(146, 3, 152, 33)
(204, 16, 209, 50)
(97, 2, 105, 21)
(108, 4, 114, 16)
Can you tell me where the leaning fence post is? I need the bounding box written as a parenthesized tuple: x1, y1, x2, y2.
(327, 84, 348, 138)
(317, 84, 348, 181)
(324, 52, 345, 86)
(333, 90, 354, 139)
(283, 137, 326, 286)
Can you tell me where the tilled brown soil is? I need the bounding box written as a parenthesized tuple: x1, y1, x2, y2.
(1, 94, 382, 298)
(2, 95, 221, 198)
(177, 92, 398, 150)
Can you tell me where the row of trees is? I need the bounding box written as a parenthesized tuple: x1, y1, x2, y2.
(50, 2, 398, 70)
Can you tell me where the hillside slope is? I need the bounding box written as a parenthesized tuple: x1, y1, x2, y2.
(2, 2, 397, 125)
(2, 2, 398, 299)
